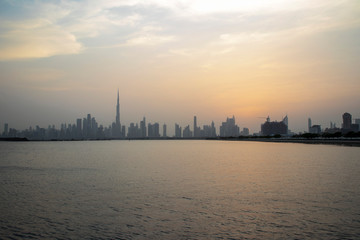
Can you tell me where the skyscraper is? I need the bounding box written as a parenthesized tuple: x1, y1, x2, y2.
(140, 117, 146, 137)
(163, 124, 167, 137)
(175, 124, 182, 138)
(220, 116, 240, 137)
(3, 123, 8, 136)
(342, 112, 351, 129)
(76, 118, 82, 138)
(194, 116, 197, 137)
(113, 89, 121, 138)
(87, 114, 91, 138)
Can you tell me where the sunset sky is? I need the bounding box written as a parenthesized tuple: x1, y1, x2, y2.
(0, 0, 359, 134)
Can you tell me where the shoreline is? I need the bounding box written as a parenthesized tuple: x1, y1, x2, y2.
(1, 137, 360, 147)
(220, 138, 360, 147)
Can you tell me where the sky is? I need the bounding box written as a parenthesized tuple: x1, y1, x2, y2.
(0, 0, 359, 135)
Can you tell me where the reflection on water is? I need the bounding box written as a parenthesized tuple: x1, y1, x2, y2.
(1, 140, 360, 239)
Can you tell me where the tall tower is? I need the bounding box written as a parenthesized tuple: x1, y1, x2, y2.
(308, 118, 312, 132)
(116, 89, 120, 126)
(112, 89, 121, 138)
(193, 116, 197, 138)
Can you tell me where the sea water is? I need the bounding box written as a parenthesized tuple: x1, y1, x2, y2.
(1, 140, 359, 239)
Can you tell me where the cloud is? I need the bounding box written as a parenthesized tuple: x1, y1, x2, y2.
(0, 19, 82, 60)
(1, 0, 358, 61)
(123, 34, 175, 46)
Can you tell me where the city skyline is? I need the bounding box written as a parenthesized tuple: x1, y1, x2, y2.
(0, 0, 359, 132)
(1, 90, 359, 140)
(1, 88, 359, 136)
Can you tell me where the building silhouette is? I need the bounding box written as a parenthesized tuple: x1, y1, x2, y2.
(308, 117, 321, 134)
(220, 116, 240, 137)
(261, 116, 288, 136)
(3, 123, 8, 136)
(148, 122, 160, 138)
(112, 89, 122, 138)
(140, 117, 146, 137)
(163, 124, 167, 137)
(342, 112, 352, 130)
(342, 112, 359, 133)
(193, 116, 201, 138)
(241, 127, 249, 136)
(175, 124, 182, 138)
(183, 125, 192, 138)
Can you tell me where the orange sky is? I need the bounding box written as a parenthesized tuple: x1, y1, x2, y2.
(0, 0, 359, 134)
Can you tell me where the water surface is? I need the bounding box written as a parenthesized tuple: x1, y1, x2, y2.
(1, 140, 359, 239)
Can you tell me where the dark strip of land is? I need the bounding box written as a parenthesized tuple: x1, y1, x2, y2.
(220, 138, 360, 147)
(0, 137, 29, 141)
(1, 136, 360, 147)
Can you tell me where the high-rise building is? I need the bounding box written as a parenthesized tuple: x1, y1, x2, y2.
(128, 123, 141, 138)
(82, 118, 87, 137)
(163, 124, 167, 137)
(220, 116, 240, 137)
(194, 116, 198, 138)
(175, 124, 182, 138)
(76, 118, 82, 138)
(342, 112, 352, 129)
(87, 114, 92, 137)
(153, 123, 160, 138)
(211, 121, 216, 137)
(183, 125, 192, 138)
(355, 119, 360, 131)
(261, 116, 288, 136)
(148, 123, 160, 138)
(121, 126, 126, 137)
(309, 125, 321, 134)
(113, 89, 121, 138)
(308, 118, 312, 132)
(3, 123, 8, 136)
(140, 117, 146, 137)
(241, 128, 249, 136)
(91, 117, 97, 137)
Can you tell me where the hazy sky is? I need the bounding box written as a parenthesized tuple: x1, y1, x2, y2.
(0, 0, 359, 134)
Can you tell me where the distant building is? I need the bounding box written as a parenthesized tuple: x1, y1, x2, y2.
(201, 121, 217, 138)
(308, 118, 321, 134)
(193, 116, 197, 137)
(261, 116, 288, 136)
(3, 123, 8, 136)
(183, 125, 192, 138)
(140, 117, 146, 137)
(163, 124, 167, 137)
(175, 124, 182, 138)
(128, 123, 141, 138)
(241, 128, 249, 136)
(342, 112, 359, 133)
(355, 119, 360, 131)
(76, 118, 82, 138)
(148, 122, 160, 138)
(220, 116, 240, 137)
(112, 89, 122, 138)
(309, 125, 321, 134)
(342, 112, 352, 130)
(87, 114, 92, 138)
